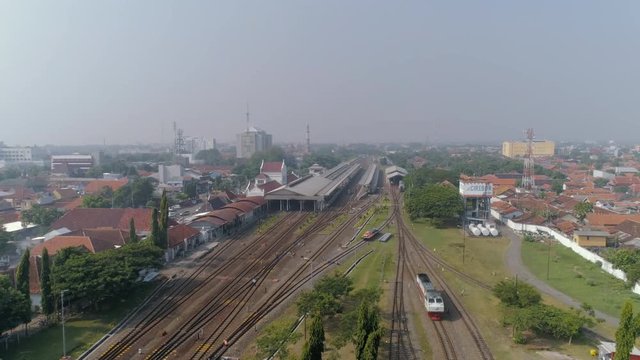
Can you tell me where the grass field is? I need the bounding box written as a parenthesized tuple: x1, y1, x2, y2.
(0, 282, 158, 360)
(408, 217, 603, 360)
(521, 239, 640, 319)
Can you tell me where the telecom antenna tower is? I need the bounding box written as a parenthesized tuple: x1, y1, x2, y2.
(173, 121, 185, 156)
(522, 128, 535, 190)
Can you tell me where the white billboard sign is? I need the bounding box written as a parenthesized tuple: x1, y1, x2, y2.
(459, 181, 493, 197)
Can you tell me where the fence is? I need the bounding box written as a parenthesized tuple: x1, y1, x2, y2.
(495, 214, 640, 295)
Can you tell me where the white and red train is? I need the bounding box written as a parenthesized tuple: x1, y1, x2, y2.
(416, 273, 445, 320)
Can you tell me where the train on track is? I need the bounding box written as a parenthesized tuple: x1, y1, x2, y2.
(362, 227, 381, 240)
(416, 273, 445, 320)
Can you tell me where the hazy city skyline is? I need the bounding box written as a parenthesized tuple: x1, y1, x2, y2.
(1, 1, 639, 146)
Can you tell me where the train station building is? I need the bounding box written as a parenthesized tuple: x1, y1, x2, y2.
(265, 160, 361, 211)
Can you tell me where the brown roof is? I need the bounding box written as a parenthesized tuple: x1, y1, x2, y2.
(616, 220, 640, 238)
(257, 180, 282, 193)
(587, 213, 640, 228)
(262, 161, 283, 173)
(84, 179, 128, 194)
(31, 236, 95, 257)
(224, 202, 257, 214)
(168, 224, 200, 248)
(53, 188, 78, 200)
(239, 196, 266, 206)
(51, 208, 155, 232)
(68, 228, 129, 252)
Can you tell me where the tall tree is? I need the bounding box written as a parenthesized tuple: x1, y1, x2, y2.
(150, 208, 161, 248)
(354, 301, 370, 359)
(616, 301, 636, 360)
(362, 329, 382, 360)
(15, 249, 32, 331)
(40, 248, 53, 316)
(129, 218, 138, 243)
(159, 191, 169, 249)
(307, 315, 325, 360)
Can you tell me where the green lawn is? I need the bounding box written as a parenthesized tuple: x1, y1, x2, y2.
(408, 218, 602, 360)
(522, 239, 640, 319)
(0, 282, 158, 360)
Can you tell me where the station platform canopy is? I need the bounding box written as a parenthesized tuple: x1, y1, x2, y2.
(265, 160, 361, 211)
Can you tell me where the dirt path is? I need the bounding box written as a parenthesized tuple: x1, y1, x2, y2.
(502, 226, 619, 327)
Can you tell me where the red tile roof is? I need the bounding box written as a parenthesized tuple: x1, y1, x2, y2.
(51, 208, 155, 232)
(261, 161, 283, 173)
(84, 179, 128, 194)
(31, 236, 95, 257)
(168, 224, 200, 248)
(587, 213, 640, 228)
(258, 180, 282, 193)
(68, 228, 129, 252)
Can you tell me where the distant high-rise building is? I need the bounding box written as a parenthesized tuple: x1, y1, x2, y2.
(236, 127, 273, 159)
(502, 140, 555, 158)
(0, 146, 32, 162)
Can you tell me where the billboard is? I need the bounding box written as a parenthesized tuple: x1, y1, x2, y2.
(459, 181, 493, 197)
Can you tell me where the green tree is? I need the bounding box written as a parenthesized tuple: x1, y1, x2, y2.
(40, 248, 54, 316)
(404, 184, 463, 224)
(493, 279, 541, 308)
(574, 202, 594, 222)
(149, 208, 162, 248)
(616, 301, 636, 360)
(82, 194, 111, 208)
(362, 329, 382, 360)
(594, 178, 609, 188)
(159, 192, 169, 249)
(21, 205, 62, 227)
(15, 249, 32, 330)
(353, 301, 379, 360)
(0, 275, 30, 335)
(129, 218, 138, 243)
(183, 179, 198, 199)
(551, 180, 564, 195)
(256, 318, 301, 359)
(307, 315, 325, 360)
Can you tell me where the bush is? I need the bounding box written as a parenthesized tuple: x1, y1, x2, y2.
(493, 280, 541, 308)
(586, 279, 597, 287)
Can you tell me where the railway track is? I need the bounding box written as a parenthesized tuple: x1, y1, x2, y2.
(390, 187, 493, 360)
(387, 188, 417, 360)
(144, 204, 356, 360)
(391, 186, 494, 360)
(202, 196, 381, 359)
(433, 321, 458, 360)
(96, 212, 310, 360)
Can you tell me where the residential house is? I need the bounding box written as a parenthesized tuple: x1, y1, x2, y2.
(573, 230, 609, 247)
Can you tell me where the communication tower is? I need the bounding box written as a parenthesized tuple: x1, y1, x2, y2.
(522, 128, 535, 190)
(173, 121, 185, 156)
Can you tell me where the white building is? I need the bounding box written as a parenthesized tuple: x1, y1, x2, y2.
(0, 146, 32, 162)
(236, 127, 273, 159)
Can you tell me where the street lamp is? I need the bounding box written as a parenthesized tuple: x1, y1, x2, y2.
(61, 289, 69, 359)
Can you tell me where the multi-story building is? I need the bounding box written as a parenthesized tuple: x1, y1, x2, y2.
(236, 127, 272, 159)
(51, 154, 94, 176)
(0, 146, 32, 162)
(502, 140, 555, 158)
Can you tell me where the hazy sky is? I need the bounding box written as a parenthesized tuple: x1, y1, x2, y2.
(1, 1, 639, 146)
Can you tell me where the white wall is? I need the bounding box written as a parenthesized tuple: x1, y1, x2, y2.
(499, 215, 640, 295)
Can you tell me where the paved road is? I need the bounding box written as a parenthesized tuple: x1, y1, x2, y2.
(502, 226, 619, 327)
